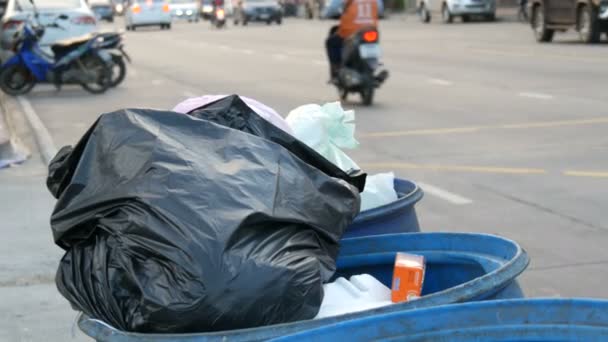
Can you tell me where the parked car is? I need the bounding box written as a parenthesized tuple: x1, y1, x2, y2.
(90, 0, 115, 21)
(1, 0, 97, 61)
(321, 0, 385, 19)
(233, 0, 282, 24)
(530, 0, 608, 43)
(170, 0, 200, 21)
(416, 0, 496, 23)
(124, 0, 172, 30)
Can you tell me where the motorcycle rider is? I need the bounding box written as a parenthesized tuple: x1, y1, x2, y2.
(325, 0, 378, 82)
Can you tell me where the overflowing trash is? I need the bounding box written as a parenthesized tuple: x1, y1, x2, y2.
(315, 274, 393, 319)
(286, 102, 360, 172)
(173, 94, 294, 134)
(391, 252, 426, 303)
(47, 96, 364, 333)
(360, 172, 399, 211)
(286, 102, 398, 211)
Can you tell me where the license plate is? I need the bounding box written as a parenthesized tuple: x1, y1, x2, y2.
(259, 13, 270, 19)
(359, 44, 381, 59)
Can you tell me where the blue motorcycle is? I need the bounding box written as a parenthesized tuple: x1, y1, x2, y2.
(0, 1, 112, 95)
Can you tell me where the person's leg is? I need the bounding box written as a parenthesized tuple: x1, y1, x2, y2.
(325, 26, 343, 80)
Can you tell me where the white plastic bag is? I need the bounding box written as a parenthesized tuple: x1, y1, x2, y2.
(286, 102, 359, 172)
(361, 172, 399, 211)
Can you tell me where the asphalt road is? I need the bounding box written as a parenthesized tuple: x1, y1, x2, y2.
(1, 14, 607, 341)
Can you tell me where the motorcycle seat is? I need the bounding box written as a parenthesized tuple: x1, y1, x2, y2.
(51, 34, 94, 56)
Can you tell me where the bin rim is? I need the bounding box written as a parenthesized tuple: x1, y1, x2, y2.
(354, 178, 423, 224)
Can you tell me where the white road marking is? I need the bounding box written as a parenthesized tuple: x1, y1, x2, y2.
(313, 59, 326, 66)
(151, 79, 164, 86)
(428, 78, 453, 86)
(417, 182, 473, 205)
(219, 45, 230, 50)
(182, 91, 198, 98)
(129, 67, 138, 78)
(240, 49, 254, 55)
(518, 92, 554, 100)
(272, 53, 288, 61)
(17, 96, 57, 165)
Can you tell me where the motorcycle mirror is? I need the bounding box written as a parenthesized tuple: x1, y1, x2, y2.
(58, 14, 69, 19)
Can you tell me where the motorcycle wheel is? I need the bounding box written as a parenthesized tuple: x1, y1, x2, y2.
(0, 64, 36, 96)
(80, 55, 112, 94)
(360, 85, 374, 106)
(110, 55, 126, 87)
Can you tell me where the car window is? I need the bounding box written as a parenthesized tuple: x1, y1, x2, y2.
(16, 0, 81, 9)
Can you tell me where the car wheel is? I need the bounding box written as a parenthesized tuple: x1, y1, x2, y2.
(276, 16, 282, 24)
(462, 14, 470, 22)
(577, 4, 601, 43)
(485, 13, 496, 21)
(441, 4, 453, 23)
(532, 4, 554, 42)
(419, 4, 431, 23)
(167, 23, 172, 29)
(131, 25, 137, 31)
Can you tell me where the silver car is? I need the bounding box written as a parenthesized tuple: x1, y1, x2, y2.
(1, 0, 98, 61)
(124, 0, 172, 30)
(417, 0, 496, 23)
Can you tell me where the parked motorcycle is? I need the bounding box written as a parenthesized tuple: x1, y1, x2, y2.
(211, 7, 226, 28)
(0, 1, 112, 95)
(96, 31, 131, 87)
(333, 27, 388, 106)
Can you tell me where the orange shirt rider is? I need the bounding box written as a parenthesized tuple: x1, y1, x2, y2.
(337, 0, 379, 39)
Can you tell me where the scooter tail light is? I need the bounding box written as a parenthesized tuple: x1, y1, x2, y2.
(132, 4, 142, 13)
(162, 4, 170, 12)
(362, 30, 378, 43)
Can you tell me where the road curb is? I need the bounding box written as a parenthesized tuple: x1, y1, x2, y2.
(0, 93, 29, 169)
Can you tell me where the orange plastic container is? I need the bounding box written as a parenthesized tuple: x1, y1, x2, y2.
(391, 252, 425, 303)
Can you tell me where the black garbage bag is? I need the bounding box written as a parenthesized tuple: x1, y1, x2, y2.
(48, 108, 361, 333)
(187, 95, 366, 192)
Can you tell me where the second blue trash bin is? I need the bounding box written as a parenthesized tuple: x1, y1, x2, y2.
(345, 178, 423, 238)
(78, 232, 529, 342)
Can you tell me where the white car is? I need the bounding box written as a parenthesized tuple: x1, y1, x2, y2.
(169, 0, 199, 22)
(0, 0, 98, 61)
(124, 0, 172, 30)
(417, 0, 496, 23)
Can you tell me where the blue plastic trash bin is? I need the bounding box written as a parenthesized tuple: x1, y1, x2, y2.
(273, 298, 608, 341)
(345, 178, 423, 238)
(78, 232, 528, 342)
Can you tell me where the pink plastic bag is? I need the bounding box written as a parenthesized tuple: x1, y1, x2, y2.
(172, 95, 293, 134)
